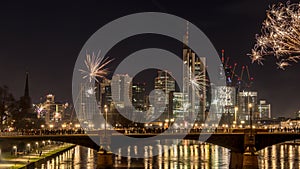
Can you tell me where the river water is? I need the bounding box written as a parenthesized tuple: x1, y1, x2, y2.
(35, 140, 300, 169)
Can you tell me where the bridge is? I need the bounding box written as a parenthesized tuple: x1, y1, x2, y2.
(1, 129, 300, 169)
(1, 129, 300, 152)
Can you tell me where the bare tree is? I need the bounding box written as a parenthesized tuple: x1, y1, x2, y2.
(0, 85, 16, 129)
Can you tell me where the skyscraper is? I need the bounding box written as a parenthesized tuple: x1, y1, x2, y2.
(214, 86, 236, 125)
(99, 79, 112, 111)
(154, 70, 175, 100)
(154, 70, 175, 121)
(132, 83, 146, 111)
(169, 92, 187, 120)
(237, 91, 258, 123)
(77, 82, 99, 129)
(182, 22, 207, 122)
(99, 78, 147, 127)
(258, 100, 271, 119)
(111, 74, 132, 108)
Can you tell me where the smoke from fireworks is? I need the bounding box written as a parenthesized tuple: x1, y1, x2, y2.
(79, 51, 113, 82)
(249, 2, 300, 69)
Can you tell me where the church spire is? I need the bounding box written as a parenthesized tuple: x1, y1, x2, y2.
(24, 72, 29, 97)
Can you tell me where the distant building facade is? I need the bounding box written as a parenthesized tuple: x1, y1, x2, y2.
(237, 91, 258, 123)
(169, 92, 186, 120)
(111, 74, 132, 109)
(258, 100, 271, 119)
(154, 70, 175, 121)
(37, 94, 68, 128)
(210, 86, 236, 124)
(132, 83, 146, 111)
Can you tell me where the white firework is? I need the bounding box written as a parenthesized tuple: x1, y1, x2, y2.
(189, 71, 209, 95)
(79, 51, 113, 82)
(85, 86, 96, 98)
(276, 61, 290, 70)
(250, 2, 300, 69)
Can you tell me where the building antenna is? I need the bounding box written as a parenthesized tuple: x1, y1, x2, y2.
(185, 21, 189, 46)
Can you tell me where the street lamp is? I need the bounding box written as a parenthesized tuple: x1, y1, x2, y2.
(234, 106, 238, 125)
(35, 142, 39, 153)
(248, 103, 253, 136)
(159, 123, 163, 128)
(27, 143, 30, 153)
(13, 146, 17, 156)
(40, 124, 45, 135)
(165, 119, 169, 128)
(62, 124, 66, 129)
(104, 105, 108, 137)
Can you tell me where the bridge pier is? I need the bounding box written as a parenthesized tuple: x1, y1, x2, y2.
(230, 153, 258, 169)
(229, 151, 243, 169)
(242, 132, 258, 169)
(242, 152, 258, 169)
(97, 130, 113, 169)
(97, 146, 113, 169)
(229, 130, 259, 169)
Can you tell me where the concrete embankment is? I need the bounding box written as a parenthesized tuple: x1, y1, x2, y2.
(1, 143, 76, 169)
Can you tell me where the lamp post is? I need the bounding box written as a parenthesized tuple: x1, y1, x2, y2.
(104, 105, 108, 137)
(225, 105, 231, 132)
(62, 124, 66, 129)
(41, 125, 45, 135)
(27, 143, 30, 153)
(13, 146, 17, 156)
(234, 106, 238, 125)
(35, 142, 39, 153)
(227, 108, 230, 128)
(249, 103, 253, 136)
(165, 119, 169, 129)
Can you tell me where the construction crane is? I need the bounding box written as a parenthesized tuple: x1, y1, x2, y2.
(219, 50, 254, 90)
(230, 63, 238, 80)
(236, 65, 254, 90)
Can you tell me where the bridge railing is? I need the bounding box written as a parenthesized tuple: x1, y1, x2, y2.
(3, 126, 300, 136)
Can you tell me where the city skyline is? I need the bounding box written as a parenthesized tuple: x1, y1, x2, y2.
(1, 0, 300, 117)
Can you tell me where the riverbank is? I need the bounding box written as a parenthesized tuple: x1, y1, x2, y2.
(0, 143, 76, 169)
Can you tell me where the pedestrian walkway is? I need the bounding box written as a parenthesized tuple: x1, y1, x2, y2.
(0, 143, 74, 169)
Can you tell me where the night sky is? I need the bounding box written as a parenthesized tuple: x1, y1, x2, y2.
(0, 0, 299, 118)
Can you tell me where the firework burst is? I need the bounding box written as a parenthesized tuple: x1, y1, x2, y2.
(189, 71, 209, 95)
(249, 2, 300, 69)
(79, 51, 113, 82)
(85, 86, 97, 97)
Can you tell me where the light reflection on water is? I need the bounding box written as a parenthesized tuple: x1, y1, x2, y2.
(259, 143, 300, 169)
(35, 140, 300, 169)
